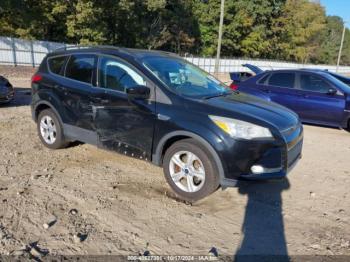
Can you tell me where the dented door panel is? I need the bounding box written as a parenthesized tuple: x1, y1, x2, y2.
(93, 89, 156, 160)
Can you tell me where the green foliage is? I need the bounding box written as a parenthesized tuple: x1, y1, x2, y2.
(271, 0, 326, 63)
(0, 0, 349, 65)
(66, 0, 107, 44)
(314, 16, 350, 65)
(313, 16, 344, 64)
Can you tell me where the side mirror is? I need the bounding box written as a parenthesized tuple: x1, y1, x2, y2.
(126, 85, 150, 100)
(327, 88, 337, 95)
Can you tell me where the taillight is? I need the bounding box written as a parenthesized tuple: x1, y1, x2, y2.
(230, 82, 238, 90)
(31, 74, 42, 83)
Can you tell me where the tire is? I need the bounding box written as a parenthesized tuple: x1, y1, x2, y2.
(163, 138, 220, 202)
(37, 109, 68, 149)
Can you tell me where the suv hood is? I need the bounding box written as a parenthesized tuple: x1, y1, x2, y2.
(203, 92, 299, 131)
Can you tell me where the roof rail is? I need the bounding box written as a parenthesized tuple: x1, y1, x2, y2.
(96, 45, 120, 50)
(54, 45, 120, 52)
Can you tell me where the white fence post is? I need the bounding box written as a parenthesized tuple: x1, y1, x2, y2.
(11, 37, 17, 67)
(30, 40, 35, 67)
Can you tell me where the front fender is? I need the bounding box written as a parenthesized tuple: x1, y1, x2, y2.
(152, 115, 238, 187)
(239, 86, 272, 102)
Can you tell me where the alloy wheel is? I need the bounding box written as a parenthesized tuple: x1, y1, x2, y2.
(169, 151, 206, 193)
(40, 115, 57, 145)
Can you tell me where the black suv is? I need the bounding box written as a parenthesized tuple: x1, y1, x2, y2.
(31, 46, 303, 202)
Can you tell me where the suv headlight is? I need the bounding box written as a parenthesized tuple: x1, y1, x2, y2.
(209, 115, 273, 140)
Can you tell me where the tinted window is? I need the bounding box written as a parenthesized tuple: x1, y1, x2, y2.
(65, 54, 96, 84)
(258, 74, 270, 84)
(300, 74, 331, 93)
(48, 56, 66, 75)
(98, 57, 146, 92)
(268, 73, 295, 88)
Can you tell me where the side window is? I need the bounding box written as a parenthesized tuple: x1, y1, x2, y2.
(98, 56, 146, 92)
(257, 74, 270, 85)
(268, 73, 295, 88)
(65, 54, 96, 84)
(48, 56, 66, 75)
(300, 74, 331, 93)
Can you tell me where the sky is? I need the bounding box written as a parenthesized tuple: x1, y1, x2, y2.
(321, 0, 350, 25)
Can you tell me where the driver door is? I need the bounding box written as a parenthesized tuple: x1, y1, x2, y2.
(92, 55, 156, 160)
(295, 73, 345, 125)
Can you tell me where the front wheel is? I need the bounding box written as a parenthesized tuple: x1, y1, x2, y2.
(163, 139, 220, 202)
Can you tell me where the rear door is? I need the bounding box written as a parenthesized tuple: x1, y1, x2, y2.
(57, 54, 97, 131)
(92, 55, 156, 159)
(296, 73, 345, 125)
(258, 72, 300, 113)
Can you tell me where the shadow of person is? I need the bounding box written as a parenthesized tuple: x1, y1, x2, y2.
(234, 178, 290, 262)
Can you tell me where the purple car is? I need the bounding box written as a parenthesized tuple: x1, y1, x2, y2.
(236, 66, 350, 129)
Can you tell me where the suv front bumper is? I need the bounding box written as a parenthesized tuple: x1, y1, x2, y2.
(219, 124, 303, 182)
(241, 138, 303, 180)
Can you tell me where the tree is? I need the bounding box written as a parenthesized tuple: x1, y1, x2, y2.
(342, 28, 350, 65)
(192, 0, 286, 58)
(143, 0, 199, 53)
(271, 0, 326, 63)
(314, 16, 345, 64)
(66, 0, 107, 45)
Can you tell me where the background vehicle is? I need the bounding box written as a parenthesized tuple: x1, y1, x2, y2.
(0, 75, 14, 104)
(229, 64, 264, 90)
(31, 46, 303, 202)
(238, 69, 350, 129)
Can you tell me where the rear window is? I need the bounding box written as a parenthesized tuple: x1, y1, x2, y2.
(48, 56, 66, 75)
(257, 74, 270, 84)
(65, 54, 96, 84)
(268, 73, 295, 88)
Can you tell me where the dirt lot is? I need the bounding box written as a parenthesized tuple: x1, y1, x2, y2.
(0, 66, 350, 259)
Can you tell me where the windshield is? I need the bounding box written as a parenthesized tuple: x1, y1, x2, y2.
(323, 73, 350, 93)
(329, 72, 350, 86)
(142, 56, 230, 98)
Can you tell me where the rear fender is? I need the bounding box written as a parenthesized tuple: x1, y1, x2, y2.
(32, 90, 65, 124)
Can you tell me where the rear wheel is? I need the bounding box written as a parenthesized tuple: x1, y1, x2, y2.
(37, 109, 68, 149)
(163, 139, 220, 202)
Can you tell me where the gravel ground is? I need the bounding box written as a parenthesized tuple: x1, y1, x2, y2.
(0, 67, 349, 259)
